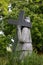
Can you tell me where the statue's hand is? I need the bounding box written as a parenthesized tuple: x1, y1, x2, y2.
(17, 25, 21, 30)
(17, 25, 22, 42)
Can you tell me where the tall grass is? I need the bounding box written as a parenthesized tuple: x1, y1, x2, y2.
(0, 52, 43, 65)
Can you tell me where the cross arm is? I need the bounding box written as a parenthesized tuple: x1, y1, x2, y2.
(18, 10, 24, 22)
(8, 19, 32, 28)
(8, 19, 18, 25)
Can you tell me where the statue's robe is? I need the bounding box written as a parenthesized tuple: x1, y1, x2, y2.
(16, 26, 33, 59)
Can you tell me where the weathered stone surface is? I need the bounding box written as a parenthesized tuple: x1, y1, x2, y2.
(8, 10, 33, 60)
(22, 27, 32, 42)
(8, 11, 32, 28)
(16, 43, 32, 51)
(16, 17, 33, 60)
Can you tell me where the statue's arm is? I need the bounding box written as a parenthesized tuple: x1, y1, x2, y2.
(17, 25, 22, 42)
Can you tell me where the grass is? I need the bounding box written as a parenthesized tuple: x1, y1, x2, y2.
(0, 57, 8, 65)
(0, 52, 43, 65)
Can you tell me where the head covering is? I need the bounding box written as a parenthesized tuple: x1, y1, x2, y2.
(25, 17, 30, 23)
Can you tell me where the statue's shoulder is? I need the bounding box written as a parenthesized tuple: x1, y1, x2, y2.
(22, 27, 29, 31)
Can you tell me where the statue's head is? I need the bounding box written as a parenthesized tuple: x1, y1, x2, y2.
(25, 17, 30, 23)
(21, 17, 31, 29)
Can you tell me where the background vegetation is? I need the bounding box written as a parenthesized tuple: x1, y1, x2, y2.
(0, 0, 43, 65)
(0, 0, 43, 55)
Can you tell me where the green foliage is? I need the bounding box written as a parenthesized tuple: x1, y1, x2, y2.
(0, 0, 43, 55)
(0, 52, 43, 65)
(0, 0, 10, 16)
(19, 52, 43, 65)
(0, 35, 11, 55)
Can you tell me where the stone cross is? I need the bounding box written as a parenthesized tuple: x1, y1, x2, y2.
(8, 11, 33, 60)
(8, 11, 32, 28)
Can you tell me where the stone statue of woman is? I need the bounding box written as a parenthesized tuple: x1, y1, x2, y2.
(16, 17, 33, 60)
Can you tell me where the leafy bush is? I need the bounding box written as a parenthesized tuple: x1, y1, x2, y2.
(0, 35, 11, 56)
(0, 0, 43, 55)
